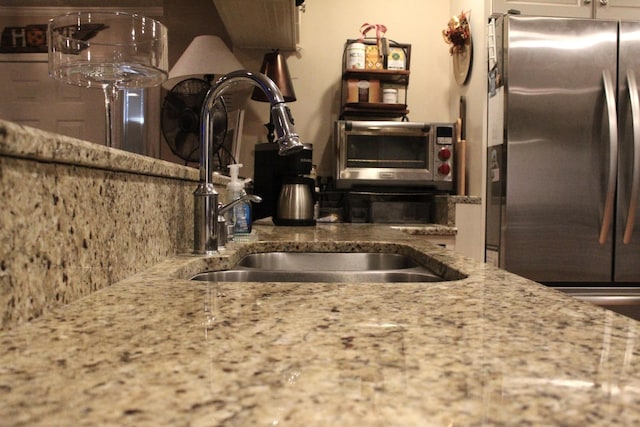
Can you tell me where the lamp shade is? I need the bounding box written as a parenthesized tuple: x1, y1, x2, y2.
(164, 35, 243, 88)
(251, 49, 296, 102)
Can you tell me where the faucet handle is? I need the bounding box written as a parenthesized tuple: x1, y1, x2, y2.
(246, 194, 263, 204)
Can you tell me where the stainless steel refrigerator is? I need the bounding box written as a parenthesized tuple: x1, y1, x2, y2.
(486, 14, 640, 317)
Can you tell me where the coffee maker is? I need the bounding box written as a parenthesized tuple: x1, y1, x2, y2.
(253, 142, 316, 226)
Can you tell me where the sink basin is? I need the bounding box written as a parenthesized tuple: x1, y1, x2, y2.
(191, 251, 447, 283)
(236, 252, 420, 271)
(191, 269, 443, 283)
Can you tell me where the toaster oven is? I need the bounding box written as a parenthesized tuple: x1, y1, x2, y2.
(333, 120, 455, 190)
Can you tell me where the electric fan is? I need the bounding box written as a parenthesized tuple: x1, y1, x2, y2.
(161, 77, 228, 164)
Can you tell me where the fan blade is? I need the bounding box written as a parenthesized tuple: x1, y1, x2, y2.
(177, 109, 200, 133)
(195, 87, 210, 110)
(174, 131, 200, 163)
(210, 101, 228, 152)
(164, 91, 188, 114)
(162, 78, 224, 164)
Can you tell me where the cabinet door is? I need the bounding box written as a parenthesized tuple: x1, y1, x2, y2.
(0, 62, 105, 144)
(0, 61, 161, 155)
(492, 0, 592, 18)
(596, 0, 640, 20)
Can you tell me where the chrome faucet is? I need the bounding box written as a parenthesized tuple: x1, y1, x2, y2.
(194, 70, 303, 254)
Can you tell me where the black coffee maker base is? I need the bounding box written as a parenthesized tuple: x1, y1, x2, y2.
(272, 218, 316, 227)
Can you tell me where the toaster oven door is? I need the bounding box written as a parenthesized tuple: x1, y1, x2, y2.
(335, 121, 434, 188)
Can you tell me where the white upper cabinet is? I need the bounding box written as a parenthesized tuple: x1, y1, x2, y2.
(596, 0, 640, 20)
(493, 0, 640, 20)
(492, 0, 592, 18)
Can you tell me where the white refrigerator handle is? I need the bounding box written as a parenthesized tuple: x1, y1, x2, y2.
(624, 70, 640, 244)
(600, 69, 618, 245)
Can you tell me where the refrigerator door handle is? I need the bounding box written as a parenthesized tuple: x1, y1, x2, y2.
(600, 69, 618, 245)
(624, 70, 640, 244)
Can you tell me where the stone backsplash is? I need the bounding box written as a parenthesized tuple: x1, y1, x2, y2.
(0, 120, 214, 329)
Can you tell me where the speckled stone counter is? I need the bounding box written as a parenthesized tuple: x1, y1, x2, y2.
(1, 223, 640, 426)
(0, 119, 461, 330)
(3, 120, 639, 425)
(435, 195, 482, 227)
(1, 120, 208, 329)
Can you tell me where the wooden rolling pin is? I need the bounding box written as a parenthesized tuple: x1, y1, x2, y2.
(456, 117, 466, 196)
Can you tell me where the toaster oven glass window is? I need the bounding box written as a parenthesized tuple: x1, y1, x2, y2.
(346, 135, 428, 169)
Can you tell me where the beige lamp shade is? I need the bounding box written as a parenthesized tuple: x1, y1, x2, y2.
(164, 35, 244, 87)
(164, 35, 248, 110)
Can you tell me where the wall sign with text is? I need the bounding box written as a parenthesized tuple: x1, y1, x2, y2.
(0, 24, 47, 54)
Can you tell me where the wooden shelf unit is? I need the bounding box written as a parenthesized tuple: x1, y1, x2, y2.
(340, 39, 411, 120)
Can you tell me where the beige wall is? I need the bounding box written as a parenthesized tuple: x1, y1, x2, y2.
(448, 0, 489, 257)
(152, 1, 488, 202)
(449, 0, 489, 199)
(232, 1, 453, 180)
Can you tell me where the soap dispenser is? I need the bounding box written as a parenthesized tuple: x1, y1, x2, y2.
(226, 164, 252, 236)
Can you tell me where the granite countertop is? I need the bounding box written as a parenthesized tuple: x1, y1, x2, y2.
(2, 223, 640, 426)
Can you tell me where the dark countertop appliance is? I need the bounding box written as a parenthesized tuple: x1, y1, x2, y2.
(253, 142, 315, 225)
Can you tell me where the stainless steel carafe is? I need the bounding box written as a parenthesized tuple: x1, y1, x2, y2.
(274, 176, 316, 226)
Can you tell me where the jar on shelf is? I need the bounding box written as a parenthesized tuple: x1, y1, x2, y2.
(346, 42, 365, 69)
(382, 88, 398, 104)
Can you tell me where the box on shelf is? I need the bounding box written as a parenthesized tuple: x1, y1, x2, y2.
(365, 44, 383, 70)
(386, 46, 406, 70)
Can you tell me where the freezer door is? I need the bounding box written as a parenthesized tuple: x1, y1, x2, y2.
(616, 22, 640, 283)
(503, 16, 619, 282)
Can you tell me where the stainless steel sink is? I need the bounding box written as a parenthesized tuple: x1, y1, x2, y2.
(191, 251, 448, 283)
(192, 269, 443, 283)
(236, 252, 420, 271)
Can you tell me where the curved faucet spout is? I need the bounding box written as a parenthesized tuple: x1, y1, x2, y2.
(199, 70, 303, 184)
(193, 70, 303, 255)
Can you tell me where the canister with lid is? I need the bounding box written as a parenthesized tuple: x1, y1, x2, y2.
(346, 42, 366, 69)
(382, 88, 398, 104)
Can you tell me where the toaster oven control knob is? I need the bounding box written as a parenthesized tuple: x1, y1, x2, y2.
(438, 163, 451, 176)
(438, 148, 452, 161)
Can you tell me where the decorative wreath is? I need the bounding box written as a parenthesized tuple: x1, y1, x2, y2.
(442, 11, 471, 55)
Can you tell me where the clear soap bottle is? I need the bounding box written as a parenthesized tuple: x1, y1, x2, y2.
(226, 164, 252, 236)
